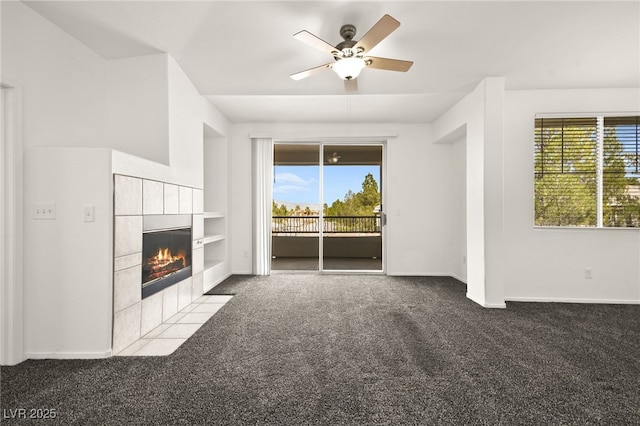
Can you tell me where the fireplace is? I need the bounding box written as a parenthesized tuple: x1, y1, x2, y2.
(142, 215, 192, 299)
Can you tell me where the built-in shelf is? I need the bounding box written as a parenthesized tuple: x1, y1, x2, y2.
(202, 132, 229, 292)
(203, 211, 225, 219)
(203, 234, 224, 244)
(204, 259, 224, 271)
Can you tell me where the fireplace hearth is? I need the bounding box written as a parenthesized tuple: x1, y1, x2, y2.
(142, 215, 192, 299)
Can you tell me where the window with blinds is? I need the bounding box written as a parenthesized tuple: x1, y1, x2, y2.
(603, 116, 640, 227)
(534, 115, 640, 228)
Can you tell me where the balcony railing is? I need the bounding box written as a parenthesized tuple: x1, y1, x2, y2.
(272, 216, 380, 234)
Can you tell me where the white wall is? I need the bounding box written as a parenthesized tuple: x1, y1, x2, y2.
(111, 56, 229, 189)
(24, 147, 113, 358)
(432, 78, 506, 308)
(450, 136, 467, 282)
(229, 125, 253, 274)
(1, 2, 109, 149)
(167, 56, 230, 189)
(503, 88, 640, 303)
(228, 122, 458, 276)
(385, 125, 457, 275)
(167, 56, 205, 188)
(113, 58, 229, 188)
(107, 54, 170, 165)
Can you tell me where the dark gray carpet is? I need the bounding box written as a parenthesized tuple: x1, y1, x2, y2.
(2, 275, 639, 425)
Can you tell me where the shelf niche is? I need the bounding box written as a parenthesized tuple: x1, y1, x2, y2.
(203, 124, 230, 291)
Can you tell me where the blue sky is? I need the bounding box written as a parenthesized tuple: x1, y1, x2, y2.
(273, 165, 381, 206)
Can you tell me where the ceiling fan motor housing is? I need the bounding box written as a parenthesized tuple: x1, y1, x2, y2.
(336, 24, 358, 55)
(340, 24, 356, 40)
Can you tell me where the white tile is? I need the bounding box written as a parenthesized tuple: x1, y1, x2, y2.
(113, 265, 141, 313)
(158, 323, 202, 339)
(177, 278, 192, 311)
(190, 303, 225, 314)
(114, 175, 142, 216)
(192, 189, 204, 214)
(116, 339, 152, 356)
(192, 214, 204, 240)
(112, 303, 141, 354)
(164, 312, 187, 324)
(192, 247, 204, 274)
(191, 273, 203, 302)
(179, 186, 193, 214)
(140, 292, 163, 336)
(114, 216, 142, 257)
(163, 184, 179, 214)
(143, 179, 164, 215)
(198, 295, 233, 304)
(114, 252, 142, 272)
(180, 303, 197, 313)
(162, 285, 179, 321)
(142, 323, 171, 339)
(176, 311, 215, 324)
(133, 338, 186, 356)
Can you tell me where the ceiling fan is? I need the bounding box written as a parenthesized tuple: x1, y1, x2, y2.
(290, 14, 413, 90)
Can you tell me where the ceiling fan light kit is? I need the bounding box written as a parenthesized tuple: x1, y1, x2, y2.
(327, 152, 341, 164)
(332, 57, 366, 80)
(290, 14, 413, 85)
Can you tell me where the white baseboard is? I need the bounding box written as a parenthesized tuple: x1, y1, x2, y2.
(466, 292, 507, 309)
(506, 296, 640, 305)
(25, 350, 112, 360)
(386, 271, 452, 277)
(450, 274, 467, 284)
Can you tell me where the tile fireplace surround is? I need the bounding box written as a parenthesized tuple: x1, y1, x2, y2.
(113, 174, 204, 355)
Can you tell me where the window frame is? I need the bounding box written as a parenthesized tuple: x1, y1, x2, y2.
(534, 113, 640, 230)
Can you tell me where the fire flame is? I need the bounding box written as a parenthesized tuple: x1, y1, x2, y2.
(153, 247, 186, 269)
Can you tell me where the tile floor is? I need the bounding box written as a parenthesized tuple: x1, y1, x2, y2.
(116, 295, 232, 356)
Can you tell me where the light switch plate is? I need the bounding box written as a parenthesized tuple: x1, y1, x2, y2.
(33, 203, 56, 220)
(83, 205, 95, 222)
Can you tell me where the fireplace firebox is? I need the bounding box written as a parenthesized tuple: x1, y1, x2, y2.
(142, 216, 192, 299)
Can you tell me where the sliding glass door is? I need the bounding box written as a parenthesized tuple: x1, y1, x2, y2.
(271, 143, 383, 273)
(322, 145, 383, 271)
(272, 143, 320, 271)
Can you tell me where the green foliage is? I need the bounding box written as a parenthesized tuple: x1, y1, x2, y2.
(272, 200, 288, 217)
(602, 127, 640, 226)
(534, 173, 596, 226)
(325, 173, 380, 217)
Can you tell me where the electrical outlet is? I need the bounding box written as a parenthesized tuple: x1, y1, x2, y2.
(585, 267, 593, 279)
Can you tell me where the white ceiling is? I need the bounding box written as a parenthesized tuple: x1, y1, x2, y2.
(24, 1, 640, 124)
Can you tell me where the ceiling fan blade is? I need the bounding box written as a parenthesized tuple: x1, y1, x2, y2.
(290, 63, 333, 80)
(364, 56, 413, 72)
(354, 14, 400, 53)
(344, 78, 358, 92)
(293, 30, 338, 56)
